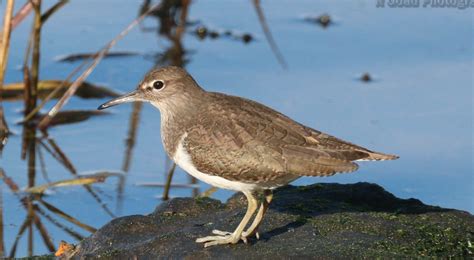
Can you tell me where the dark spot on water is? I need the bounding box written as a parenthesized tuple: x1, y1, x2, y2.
(195, 26, 207, 39)
(360, 72, 372, 82)
(242, 34, 253, 43)
(304, 13, 332, 28)
(192, 25, 253, 45)
(209, 31, 219, 39)
(318, 14, 331, 28)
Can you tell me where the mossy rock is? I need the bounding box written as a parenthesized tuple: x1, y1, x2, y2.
(73, 182, 473, 259)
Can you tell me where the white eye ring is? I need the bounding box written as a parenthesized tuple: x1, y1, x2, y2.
(152, 80, 164, 90)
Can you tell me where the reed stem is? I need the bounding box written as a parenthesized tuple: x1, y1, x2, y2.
(0, 0, 15, 139)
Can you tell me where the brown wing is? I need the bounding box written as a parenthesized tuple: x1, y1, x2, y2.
(184, 93, 397, 183)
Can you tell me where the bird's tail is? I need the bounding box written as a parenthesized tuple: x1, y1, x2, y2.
(357, 151, 399, 161)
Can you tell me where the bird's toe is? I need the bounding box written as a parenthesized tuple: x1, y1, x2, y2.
(211, 229, 232, 236)
(196, 232, 244, 247)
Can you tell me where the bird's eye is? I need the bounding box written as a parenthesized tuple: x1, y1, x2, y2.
(153, 80, 164, 90)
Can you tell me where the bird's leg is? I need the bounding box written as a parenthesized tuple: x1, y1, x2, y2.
(196, 191, 258, 247)
(242, 190, 273, 239)
(211, 190, 273, 239)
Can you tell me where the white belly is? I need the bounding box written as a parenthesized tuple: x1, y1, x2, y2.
(173, 134, 258, 192)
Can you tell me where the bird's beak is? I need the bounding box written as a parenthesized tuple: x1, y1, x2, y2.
(98, 90, 141, 110)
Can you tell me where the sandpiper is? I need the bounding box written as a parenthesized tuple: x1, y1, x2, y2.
(98, 66, 398, 247)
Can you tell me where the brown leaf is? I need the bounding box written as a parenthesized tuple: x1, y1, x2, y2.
(2, 80, 119, 101)
(24, 171, 123, 194)
(36, 110, 108, 127)
(56, 51, 140, 63)
(55, 240, 76, 257)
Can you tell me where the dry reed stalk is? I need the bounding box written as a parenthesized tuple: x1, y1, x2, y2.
(252, 0, 287, 69)
(0, 0, 15, 140)
(31, 212, 55, 253)
(162, 163, 177, 201)
(40, 0, 68, 24)
(117, 102, 143, 212)
(0, 0, 15, 84)
(37, 198, 97, 233)
(8, 218, 30, 257)
(10, 0, 39, 31)
(33, 205, 84, 241)
(25, 0, 42, 116)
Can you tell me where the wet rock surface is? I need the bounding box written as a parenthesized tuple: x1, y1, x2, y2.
(74, 183, 473, 259)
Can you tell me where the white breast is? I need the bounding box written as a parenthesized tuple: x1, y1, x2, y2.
(173, 134, 258, 192)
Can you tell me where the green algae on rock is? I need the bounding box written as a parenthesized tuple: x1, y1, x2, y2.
(73, 183, 473, 258)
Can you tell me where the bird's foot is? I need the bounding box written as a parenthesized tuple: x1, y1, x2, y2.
(195, 229, 248, 247)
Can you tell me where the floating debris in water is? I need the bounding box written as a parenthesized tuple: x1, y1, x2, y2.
(24, 171, 123, 194)
(304, 13, 333, 28)
(242, 33, 253, 44)
(195, 26, 208, 39)
(360, 72, 372, 82)
(194, 26, 220, 40)
(38, 110, 109, 127)
(55, 51, 141, 62)
(192, 25, 254, 44)
(2, 80, 119, 101)
(209, 31, 219, 39)
(318, 14, 331, 27)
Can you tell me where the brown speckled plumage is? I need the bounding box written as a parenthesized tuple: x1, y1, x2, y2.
(180, 92, 397, 185)
(134, 66, 398, 187)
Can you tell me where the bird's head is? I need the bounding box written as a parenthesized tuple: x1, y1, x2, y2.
(98, 66, 204, 111)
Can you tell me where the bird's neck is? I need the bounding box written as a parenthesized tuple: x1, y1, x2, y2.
(152, 92, 207, 158)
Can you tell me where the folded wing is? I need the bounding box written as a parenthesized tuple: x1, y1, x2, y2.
(184, 93, 398, 183)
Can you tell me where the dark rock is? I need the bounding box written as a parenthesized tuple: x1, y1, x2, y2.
(75, 183, 474, 258)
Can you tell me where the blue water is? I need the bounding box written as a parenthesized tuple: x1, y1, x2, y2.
(0, 0, 472, 257)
